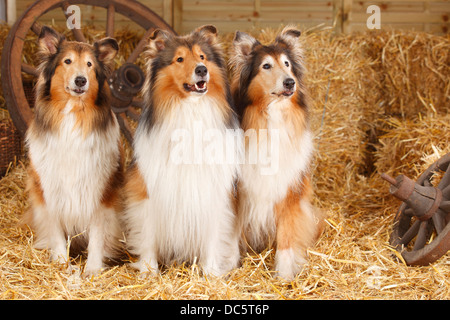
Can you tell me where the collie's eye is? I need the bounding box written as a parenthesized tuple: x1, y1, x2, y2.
(177, 57, 184, 63)
(87, 61, 92, 67)
(262, 63, 271, 70)
(285, 61, 290, 67)
(200, 55, 205, 60)
(64, 59, 72, 65)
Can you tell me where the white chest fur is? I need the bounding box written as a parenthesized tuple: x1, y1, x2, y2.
(27, 102, 120, 232)
(133, 96, 241, 259)
(240, 99, 313, 240)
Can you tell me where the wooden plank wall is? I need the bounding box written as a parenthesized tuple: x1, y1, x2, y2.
(15, 0, 173, 30)
(335, 0, 449, 34)
(14, 0, 335, 34)
(15, 0, 449, 35)
(179, 0, 334, 34)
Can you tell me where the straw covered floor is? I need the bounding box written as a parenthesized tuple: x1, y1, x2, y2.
(0, 23, 449, 299)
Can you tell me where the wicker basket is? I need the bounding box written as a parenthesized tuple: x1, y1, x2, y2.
(0, 120, 23, 178)
(23, 80, 36, 108)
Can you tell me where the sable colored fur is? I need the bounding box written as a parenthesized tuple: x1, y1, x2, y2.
(230, 27, 325, 280)
(25, 26, 124, 276)
(123, 25, 242, 276)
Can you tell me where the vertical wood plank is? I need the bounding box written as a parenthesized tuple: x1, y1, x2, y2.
(333, 0, 343, 33)
(173, 0, 183, 34)
(106, 3, 115, 38)
(162, 0, 172, 27)
(342, 0, 352, 33)
(254, 0, 261, 30)
(6, 0, 17, 25)
(424, 0, 430, 33)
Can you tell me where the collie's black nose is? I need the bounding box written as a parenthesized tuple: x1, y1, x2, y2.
(283, 78, 295, 90)
(75, 76, 87, 87)
(195, 65, 208, 77)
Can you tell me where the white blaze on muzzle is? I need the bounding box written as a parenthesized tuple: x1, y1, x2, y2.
(184, 63, 210, 94)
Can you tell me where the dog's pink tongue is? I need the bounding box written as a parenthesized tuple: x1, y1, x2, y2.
(184, 81, 207, 92)
(196, 81, 206, 90)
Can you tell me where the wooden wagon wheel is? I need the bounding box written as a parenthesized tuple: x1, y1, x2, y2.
(1, 0, 176, 142)
(382, 153, 450, 266)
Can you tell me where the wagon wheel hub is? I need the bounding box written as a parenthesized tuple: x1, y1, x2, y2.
(1, 0, 176, 143)
(108, 63, 145, 115)
(382, 153, 450, 266)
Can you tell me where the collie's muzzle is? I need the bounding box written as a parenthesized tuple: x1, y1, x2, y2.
(69, 74, 89, 96)
(183, 63, 210, 94)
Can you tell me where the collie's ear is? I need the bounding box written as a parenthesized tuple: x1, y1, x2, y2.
(275, 26, 302, 53)
(229, 31, 260, 74)
(38, 26, 64, 56)
(147, 29, 172, 57)
(194, 25, 218, 45)
(94, 37, 119, 66)
(231, 31, 260, 60)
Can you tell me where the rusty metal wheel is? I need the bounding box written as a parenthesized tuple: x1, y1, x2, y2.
(1, 0, 176, 142)
(382, 153, 450, 266)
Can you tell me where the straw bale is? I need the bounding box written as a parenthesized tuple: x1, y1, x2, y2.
(362, 31, 450, 118)
(0, 23, 449, 300)
(375, 114, 450, 178)
(305, 31, 376, 206)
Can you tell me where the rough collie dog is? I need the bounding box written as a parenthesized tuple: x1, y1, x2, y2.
(230, 27, 324, 280)
(123, 25, 241, 276)
(25, 26, 124, 276)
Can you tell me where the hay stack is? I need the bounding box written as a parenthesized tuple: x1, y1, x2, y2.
(363, 31, 450, 118)
(375, 114, 450, 177)
(0, 23, 449, 299)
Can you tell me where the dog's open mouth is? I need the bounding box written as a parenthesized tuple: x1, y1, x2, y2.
(184, 81, 208, 94)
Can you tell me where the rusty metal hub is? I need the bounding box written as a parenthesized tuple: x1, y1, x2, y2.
(382, 153, 450, 266)
(108, 63, 145, 114)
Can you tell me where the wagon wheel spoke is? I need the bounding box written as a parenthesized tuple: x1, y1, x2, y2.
(21, 63, 39, 77)
(442, 184, 450, 199)
(398, 219, 420, 246)
(131, 97, 144, 108)
(432, 209, 446, 234)
(433, 163, 450, 234)
(439, 200, 450, 212)
(438, 163, 450, 190)
(439, 166, 450, 198)
(385, 153, 450, 265)
(126, 27, 155, 64)
(404, 208, 414, 216)
(106, 4, 115, 38)
(124, 99, 144, 121)
(61, 1, 86, 43)
(116, 113, 134, 143)
(31, 21, 43, 35)
(413, 221, 431, 251)
(126, 107, 141, 121)
(398, 199, 446, 245)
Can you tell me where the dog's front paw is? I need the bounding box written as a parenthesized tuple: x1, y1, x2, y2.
(274, 248, 307, 281)
(131, 259, 159, 278)
(83, 259, 104, 278)
(49, 250, 68, 265)
(83, 267, 103, 279)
